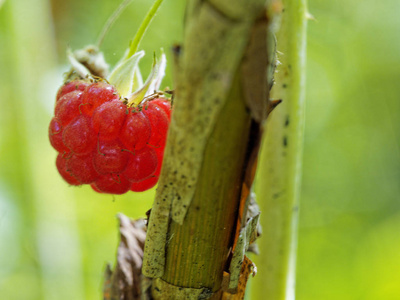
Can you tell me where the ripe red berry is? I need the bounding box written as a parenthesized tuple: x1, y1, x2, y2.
(151, 99, 172, 120)
(93, 140, 130, 174)
(63, 115, 97, 155)
(66, 153, 99, 184)
(91, 184, 103, 193)
(80, 82, 119, 116)
(123, 147, 158, 182)
(119, 109, 151, 151)
(130, 176, 158, 192)
(92, 174, 131, 194)
(143, 102, 169, 149)
(130, 152, 163, 192)
(49, 118, 69, 153)
(56, 80, 89, 101)
(56, 154, 80, 186)
(50, 79, 172, 194)
(55, 91, 84, 126)
(92, 100, 127, 141)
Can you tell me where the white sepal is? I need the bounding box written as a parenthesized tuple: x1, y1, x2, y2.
(126, 51, 167, 106)
(107, 50, 145, 98)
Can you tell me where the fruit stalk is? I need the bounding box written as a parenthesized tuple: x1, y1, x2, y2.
(127, 0, 164, 58)
(251, 0, 308, 299)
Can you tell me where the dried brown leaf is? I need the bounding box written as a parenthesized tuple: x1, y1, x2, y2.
(103, 214, 148, 300)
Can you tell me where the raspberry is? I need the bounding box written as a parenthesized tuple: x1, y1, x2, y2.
(56, 154, 80, 186)
(151, 99, 172, 119)
(92, 100, 127, 141)
(55, 91, 84, 126)
(123, 147, 158, 182)
(66, 153, 99, 184)
(63, 115, 97, 155)
(49, 79, 172, 194)
(49, 118, 69, 153)
(80, 82, 119, 116)
(119, 109, 151, 151)
(143, 102, 169, 149)
(130, 176, 159, 192)
(130, 153, 163, 192)
(56, 80, 89, 101)
(91, 184, 103, 193)
(93, 140, 130, 174)
(92, 174, 131, 195)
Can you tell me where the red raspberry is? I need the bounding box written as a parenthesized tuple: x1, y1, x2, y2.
(49, 79, 172, 194)
(80, 82, 119, 116)
(66, 153, 99, 184)
(56, 80, 89, 101)
(55, 91, 85, 126)
(49, 118, 69, 153)
(92, 174, 131, 195)
(119, 109, 151, 151)
(91, 184, 103, 193)
(93, 140, 130, 174)
(56, 154, 80, 186)
(143, 101, 169, 149)
(130, 152, 163, 192)
(151, 99, 172, 120)
(92, 100, 127, 141)
(123, 147, 158, 182)
(63, 115, 97, 155)
(130, 176, 159, 192)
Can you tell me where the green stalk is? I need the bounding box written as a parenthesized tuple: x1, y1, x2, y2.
(251, 0, 307, 299)
(96, 0, 133, 47)
(142, 0, 272, 298)
(127, 0, 164, 58)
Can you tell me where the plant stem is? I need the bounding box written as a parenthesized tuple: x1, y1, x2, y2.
(142, 0, 272, 298)
(161, 72, 251, 291)
(96, 0, 133, 47)
(251, 0, 308, 299)
(127, 0, 164, 58)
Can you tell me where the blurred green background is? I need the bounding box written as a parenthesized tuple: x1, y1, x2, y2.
(0, 0, 399, 299)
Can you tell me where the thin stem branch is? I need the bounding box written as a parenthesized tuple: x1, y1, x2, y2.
(251, 0, 308, 299)
(96, 0, 133, 48)
(127, 0, 164, 58)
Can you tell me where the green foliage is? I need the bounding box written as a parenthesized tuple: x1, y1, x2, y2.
(298, 0, 400, 299)
(0, 0, 184, 299)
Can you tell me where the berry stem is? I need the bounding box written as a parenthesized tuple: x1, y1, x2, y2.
(126, 0, 164, 58)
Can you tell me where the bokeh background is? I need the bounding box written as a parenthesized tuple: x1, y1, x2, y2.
(0, 0, 399, 299)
